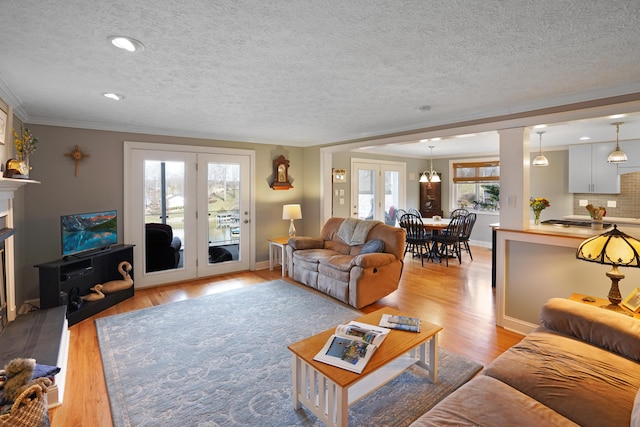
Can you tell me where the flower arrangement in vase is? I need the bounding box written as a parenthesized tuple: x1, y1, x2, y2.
(9, 126, 38, 178)
(529, 197, 550, 225)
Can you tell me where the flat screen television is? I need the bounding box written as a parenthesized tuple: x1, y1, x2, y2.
(61, 210, 118, 257)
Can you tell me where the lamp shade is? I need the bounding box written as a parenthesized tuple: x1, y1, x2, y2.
(607, 122, 627, 163)
(576, 225, 640, 267)
(532, 154, 549, 166)
(282, 204, 302, 220)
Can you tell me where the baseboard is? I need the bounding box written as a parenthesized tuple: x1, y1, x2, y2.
(256, 260, 270, 271)
(469, 239, 491, 248)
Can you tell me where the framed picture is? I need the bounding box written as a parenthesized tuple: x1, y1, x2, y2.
(622, 287, 640, 313)
(0, 107, 7, 145)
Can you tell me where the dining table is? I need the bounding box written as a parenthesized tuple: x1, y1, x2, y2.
(422, 217, 451, 232)
(421, 217, 451, 262)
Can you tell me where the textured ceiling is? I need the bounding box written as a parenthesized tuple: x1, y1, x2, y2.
(1, 1, 640, 157)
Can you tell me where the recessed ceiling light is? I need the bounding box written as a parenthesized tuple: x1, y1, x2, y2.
(431, 137, 442, 141)
(419, 139, 429, 143)
(608, 114, 626, 119)
(533, 124, 547, 129)
(579, 136, 591, 141)
(103, 93, 124, 101)
(109, 36, 145, 52)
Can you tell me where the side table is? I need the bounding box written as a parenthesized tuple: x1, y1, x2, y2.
(268, 236, 290, 276)
(568, 293, 640, 319)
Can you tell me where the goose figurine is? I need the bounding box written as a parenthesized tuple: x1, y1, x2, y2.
(99, 261, 133, 294)
(80, 284, 105, 301)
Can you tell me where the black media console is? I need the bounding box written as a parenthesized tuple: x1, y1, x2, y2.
(36, 244, 134, 326)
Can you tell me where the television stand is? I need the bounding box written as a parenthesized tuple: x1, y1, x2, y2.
(36, 244, 134, 326)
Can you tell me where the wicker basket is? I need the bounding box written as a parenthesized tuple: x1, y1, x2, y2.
(0, 384, 50, 427)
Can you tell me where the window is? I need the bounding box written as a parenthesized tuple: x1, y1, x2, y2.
(452, 160, 500, 211)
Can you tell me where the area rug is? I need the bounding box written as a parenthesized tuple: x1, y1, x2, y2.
(96, 280, 482, 427)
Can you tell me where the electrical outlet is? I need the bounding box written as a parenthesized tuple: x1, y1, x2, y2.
(409, 173, 415, 181)
(607, 201, 617, 208)
(339, 189, 344, 196)
(579, 199, 588, 207)
(339, 198, 344, 205)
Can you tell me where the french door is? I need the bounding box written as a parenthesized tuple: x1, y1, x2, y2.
(125, 142, 254, 288)
(351, 159, 405, 225)
(196, 153, 251, 277)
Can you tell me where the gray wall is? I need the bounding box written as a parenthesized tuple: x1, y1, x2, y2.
(20, 125, 309, 304)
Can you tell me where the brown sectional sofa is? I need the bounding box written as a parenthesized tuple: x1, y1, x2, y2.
(286, 217, 406, 308)
(411, 298, 640, 427)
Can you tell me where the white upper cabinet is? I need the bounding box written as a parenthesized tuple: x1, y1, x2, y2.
(568, 142, 620, 194)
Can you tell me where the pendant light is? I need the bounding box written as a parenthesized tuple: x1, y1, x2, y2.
(420, 146, 441, 184)
(532, 131, 549, 167)
(607, 122, 627, 163)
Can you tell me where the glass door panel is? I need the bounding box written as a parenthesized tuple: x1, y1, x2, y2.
(354, 163, 377, 220)
(206, 162, 240, 263)
(144, 160, 185, 261)
(383, 169, 400, 225)
(129, 149, 196, 288)
(197, 153, 251, 276)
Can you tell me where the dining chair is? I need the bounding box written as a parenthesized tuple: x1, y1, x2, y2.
(398, 213, 431, 266)
(431, 215, 466, 266)
(395, 209, 408, 225)
(459, 213, 477, 260)
(408, 208, 422, 217)
(450, 208, 470, 219)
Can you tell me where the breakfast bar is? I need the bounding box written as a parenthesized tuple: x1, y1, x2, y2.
(494, 219, 640, 335)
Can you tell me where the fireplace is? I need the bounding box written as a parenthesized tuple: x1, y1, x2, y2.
(0, 177, 38, 332)
(0, 229, 11, 335)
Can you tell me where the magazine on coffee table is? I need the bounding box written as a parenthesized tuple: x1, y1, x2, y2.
(378, 314, 421, 332)
(313, 321, 390, 374)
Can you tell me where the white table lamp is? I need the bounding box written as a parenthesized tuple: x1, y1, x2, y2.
(283, 204, 302, 237)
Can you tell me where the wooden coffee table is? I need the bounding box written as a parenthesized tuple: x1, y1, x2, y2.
(287, 308, 442, 427)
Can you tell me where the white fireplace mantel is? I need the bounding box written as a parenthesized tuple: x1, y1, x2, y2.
(0, 177, 40, 322)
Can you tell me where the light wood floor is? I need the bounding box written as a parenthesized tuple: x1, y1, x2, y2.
(49, 244, 523, 426)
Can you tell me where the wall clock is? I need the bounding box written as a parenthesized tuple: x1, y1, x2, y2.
(271, 155, 293, 190)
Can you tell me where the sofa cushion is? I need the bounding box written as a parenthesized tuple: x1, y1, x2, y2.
(292, 249, 339, 272)
(484, 328, 640, 427)
(410, 375, 578, 427)
(287, 237, 324, 250)
(540, 298, 640, 362)
(360, 239, 385, 254)
(319, 254, 356, 272)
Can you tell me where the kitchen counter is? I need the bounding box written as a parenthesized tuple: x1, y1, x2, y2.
(563, 215, 640, 226)
(492, 218, 640, 239)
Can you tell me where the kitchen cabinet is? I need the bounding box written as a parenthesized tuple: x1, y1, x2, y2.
(616, 140, 640, 175)
(568, 143, 619, 193)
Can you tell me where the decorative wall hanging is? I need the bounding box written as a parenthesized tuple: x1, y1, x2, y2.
(64, 145, 90, 176)
(271, 155, 293, 190)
